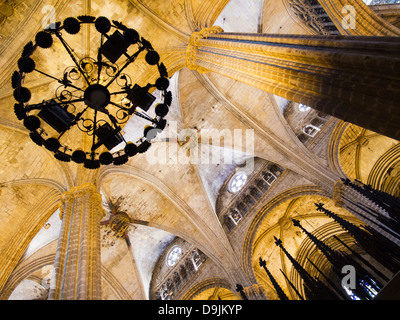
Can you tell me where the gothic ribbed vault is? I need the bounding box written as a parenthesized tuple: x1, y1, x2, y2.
(0, 0, 399, 301)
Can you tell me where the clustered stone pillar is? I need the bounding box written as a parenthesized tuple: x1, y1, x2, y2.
(186, 27, 400, 140)
(48, 183, 105, 300)
(333, 179, 400, 246)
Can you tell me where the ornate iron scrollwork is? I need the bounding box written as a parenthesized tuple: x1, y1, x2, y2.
(12, 16, 172, 169)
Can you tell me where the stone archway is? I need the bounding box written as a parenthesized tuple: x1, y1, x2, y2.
(338, 123, 400, 197)
(249, 193, 361, 299)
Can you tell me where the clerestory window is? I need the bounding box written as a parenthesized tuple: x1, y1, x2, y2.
(228, 171, 248, 193)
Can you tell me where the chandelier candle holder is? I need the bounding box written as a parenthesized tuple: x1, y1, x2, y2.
(12, 16, 172, 169)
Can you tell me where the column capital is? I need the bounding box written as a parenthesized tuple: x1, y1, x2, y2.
(189, 26, 224, 46)
(333, 180, 345, 207)
(186, 26, 224, 73)
(59, 183, 105, 220)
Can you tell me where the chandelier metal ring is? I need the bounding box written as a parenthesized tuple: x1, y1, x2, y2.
(12, 15, 172, 169)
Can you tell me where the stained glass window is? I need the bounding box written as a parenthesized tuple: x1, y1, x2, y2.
(167, 246, 182, 267)
(343, 285, 361, 300)
(363, 0, 400, 5)
(303, 124, 320, 137)
(344, 277, 380, 300)
(359, 277, 380, 299)
(229, 171, 248, 193)
(229, 210, 242, 225)
(298, 104, 311, 112)
(263, 171, 276, 185)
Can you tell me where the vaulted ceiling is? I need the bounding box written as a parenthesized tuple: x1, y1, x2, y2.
(0, 0, 398, 300)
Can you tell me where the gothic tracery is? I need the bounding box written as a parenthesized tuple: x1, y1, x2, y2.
(0, 0, 399, 301)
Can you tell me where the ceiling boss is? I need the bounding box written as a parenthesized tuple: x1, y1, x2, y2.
(12, 15, 171, 169)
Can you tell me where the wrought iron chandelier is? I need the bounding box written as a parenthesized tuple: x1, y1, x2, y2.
(12, 16, 171, 169)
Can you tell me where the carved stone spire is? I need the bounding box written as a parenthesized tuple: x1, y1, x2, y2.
(259, 257, 289, 300)
(315, 202, 400, 273)
(235, 283, 248, 300)
(292, 219, 382, 300)
(274, 237, 339, 300)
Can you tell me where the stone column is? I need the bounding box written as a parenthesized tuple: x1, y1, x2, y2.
(186, 27, 400, 140)
(48, 183, 105, 300)
(333, 179, 400, 246)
